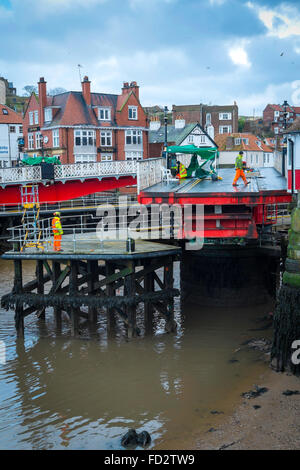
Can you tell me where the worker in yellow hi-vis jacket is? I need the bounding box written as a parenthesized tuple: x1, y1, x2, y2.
(52, 212, 63, 251)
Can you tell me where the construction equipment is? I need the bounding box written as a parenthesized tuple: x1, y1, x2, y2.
(166, 145, 222, 180)
(20, 185, 44, 251)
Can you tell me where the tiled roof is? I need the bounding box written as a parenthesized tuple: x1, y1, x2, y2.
(149, 123, 199, 145)
(0, 104, 23, 124)
(214, 133, 273, 153)
(43, 91, 121, 128)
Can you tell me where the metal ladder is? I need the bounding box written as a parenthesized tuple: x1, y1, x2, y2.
(20, 185, 44, 251)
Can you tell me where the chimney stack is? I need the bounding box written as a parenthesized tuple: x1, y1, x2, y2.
(149, 115, 161, 131)
(174, 115, 185, 129)
(82, 76, 91, 106)
(122, 81, 139, 99)
(38, 77, 47, 126)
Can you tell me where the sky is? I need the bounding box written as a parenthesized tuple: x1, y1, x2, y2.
(0, 0, 300, 115)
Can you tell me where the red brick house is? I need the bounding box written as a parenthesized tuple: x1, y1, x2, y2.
(172, 103, 239, 135)
(23, 77, 149, 164)
(263, 104, 300, 135)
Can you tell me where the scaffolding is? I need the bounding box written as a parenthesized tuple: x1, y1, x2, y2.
(20, 185, 44, 251)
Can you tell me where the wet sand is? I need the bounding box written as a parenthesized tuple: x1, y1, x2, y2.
(170, 366, 300, 450)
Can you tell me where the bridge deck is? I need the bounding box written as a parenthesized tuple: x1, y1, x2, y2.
(141, 168, 287, 197)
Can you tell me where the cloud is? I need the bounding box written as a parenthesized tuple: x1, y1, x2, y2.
(228, 43, 251, 67)
(248, 2, 300, 38)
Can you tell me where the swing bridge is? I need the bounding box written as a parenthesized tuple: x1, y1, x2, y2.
(0, 146, 293, 339)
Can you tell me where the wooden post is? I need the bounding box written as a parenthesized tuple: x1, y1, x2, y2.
(124, 261, 137, 338)
(105, 261, 116, 335)
(144, 260, 154, 334)
(52, 261, 62, 330)
(14, 259, 24, 338)
(87, 260, 98, 324)
(69, 260, 79, 336)
(36, 260, 46, 320)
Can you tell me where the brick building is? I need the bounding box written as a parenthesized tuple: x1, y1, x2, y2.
(263, 104, 300, 135)
(172, 102, 239, 135)
(23, 77, 149, 164)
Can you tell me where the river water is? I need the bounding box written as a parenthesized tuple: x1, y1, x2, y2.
(0, 259, 273, 450)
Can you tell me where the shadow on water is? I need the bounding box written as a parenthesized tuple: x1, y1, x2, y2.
(0, 252, 277, 450)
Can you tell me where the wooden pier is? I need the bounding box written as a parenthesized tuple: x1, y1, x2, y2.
(1, 239, 181, 339)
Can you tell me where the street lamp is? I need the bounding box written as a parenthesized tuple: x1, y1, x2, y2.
(282, 100, 289, 130)
(163, 106, 169, 167)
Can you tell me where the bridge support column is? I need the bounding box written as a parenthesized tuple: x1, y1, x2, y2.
(14, 259, 24, 338)
(272, 193, 300, 374)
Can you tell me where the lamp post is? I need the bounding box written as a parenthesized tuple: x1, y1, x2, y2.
(281, 100, 289, 178)
(163, 106, 168, 167)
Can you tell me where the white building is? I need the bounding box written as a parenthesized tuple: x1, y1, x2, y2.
(0, 104, 23, 167)
(214, 133, 274, 168)
(284, 117, 300, 193)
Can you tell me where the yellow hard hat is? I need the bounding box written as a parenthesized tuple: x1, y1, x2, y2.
(54, 211, 61, 216)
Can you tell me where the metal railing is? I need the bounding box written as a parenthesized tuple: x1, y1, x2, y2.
(0, 193, 137, 213)
(7, 206, 183, 253)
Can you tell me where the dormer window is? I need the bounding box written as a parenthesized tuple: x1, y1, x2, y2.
(2, 108, 8, 115)
(98, 107, 111, 121)
(128, 106, 138, 120)
(235, 138, 241, 145)
(44, 108, 52, 122)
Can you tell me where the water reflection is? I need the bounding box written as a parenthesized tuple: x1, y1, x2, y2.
(0, 259, 273, 449)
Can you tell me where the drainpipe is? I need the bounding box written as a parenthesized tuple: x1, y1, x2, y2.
(288, 138, 294, 195)
(7, 124, 12, 167)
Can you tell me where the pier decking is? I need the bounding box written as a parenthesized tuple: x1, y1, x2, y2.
(1, 237, 181, 339)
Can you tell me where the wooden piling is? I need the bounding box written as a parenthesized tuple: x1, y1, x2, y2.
(69, 260, 79, 336)
(14, 259, 24, 338)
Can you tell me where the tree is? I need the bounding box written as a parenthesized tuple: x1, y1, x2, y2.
(48, 87, 67, 96)
(22, 85, 38, 96)
(238, 117, 246, 132)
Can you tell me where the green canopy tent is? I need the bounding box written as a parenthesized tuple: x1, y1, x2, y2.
(166, 145, 219, 179)
(21, 156, 61, 166)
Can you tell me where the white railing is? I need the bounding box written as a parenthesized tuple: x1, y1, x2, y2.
(54, 160, 138, 180)
(137, 158, 164, 192)
(0, 166, 42, 183)
(0, 159, 163, 193)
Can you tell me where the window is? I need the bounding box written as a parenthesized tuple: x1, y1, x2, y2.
(219, 125, 232, 134)
(251, 154, 253, 164)
(2, 109, 8, 115)
(36, 132, 43, 149)
(19, 126, 23, 134)
(235, 138, 241, 145)
(101, 153, 113, 162)
(44, 108, 52, 122)
(256, 154, 258, 164)
(75, 130, 96, 146)
(75, 154, 97, 163)
(274, 127, 279, 134)
(100, 131, 112, 146)
(242, 138, 249, 145)
(9, 126, 16, 133)
(128, 106, 138, 120)
(29, 112, 33, 125)
(125, 129, 142, 145)
(188, 135, 194, 143)
(206, 113, 211, 125)
(28, 133, 34, 149)
(274, 110, 280, 117)
(125, 151, 143, 160)
(219, 112, 232, 120)
(98, 107, 111, 121)
(34, 110, 39, 125)
(200, 135, 206, 143)
(52, 129, 59, 147)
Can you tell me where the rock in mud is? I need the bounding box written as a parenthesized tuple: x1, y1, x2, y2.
(244, 338, 272, 352)
(282, 390, 300, 396)
(241, 385, 269, 399)
(121, 429, 151, 448)
(210, 410, 224, 415)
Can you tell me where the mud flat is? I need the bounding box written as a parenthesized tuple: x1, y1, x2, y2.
(168, 367, 300, 450)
